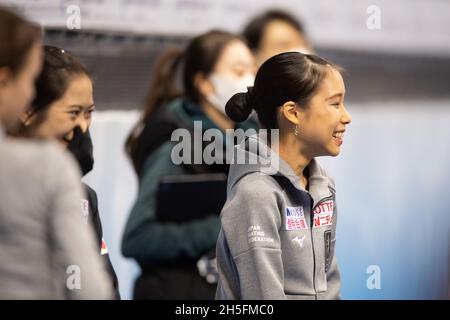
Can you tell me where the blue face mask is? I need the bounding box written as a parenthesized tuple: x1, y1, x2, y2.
(67, 127, 94, 176)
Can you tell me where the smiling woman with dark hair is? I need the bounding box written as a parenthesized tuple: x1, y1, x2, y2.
(216, 52, 352, 300)
(11, 45, 93, 143)
(9, 44, 120, 299)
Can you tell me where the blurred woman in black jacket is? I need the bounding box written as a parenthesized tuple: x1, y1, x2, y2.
(9, 45, 120, 299)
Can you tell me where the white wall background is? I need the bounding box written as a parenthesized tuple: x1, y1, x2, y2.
(83, 110, 140, 300)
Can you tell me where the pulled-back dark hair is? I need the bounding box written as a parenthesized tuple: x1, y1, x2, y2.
(30, 45, 90, 116)
(226, 52, 341, 129)
(13, 45, 90, 136)
(125, 29, 244, 159)
(243, 9, 306, 52)
(0, 6, 41, 75)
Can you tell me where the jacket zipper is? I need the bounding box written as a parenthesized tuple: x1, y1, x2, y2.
(307, 193, 317, 299)
(309, 193, 334, 299)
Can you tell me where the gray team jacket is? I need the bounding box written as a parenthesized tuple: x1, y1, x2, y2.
(215, 134, 341, 300)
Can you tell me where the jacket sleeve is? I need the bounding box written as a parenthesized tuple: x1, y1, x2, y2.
(47, 147, 113, 299)
(121, 142, 221, 262)
(220, 174, 286, 299)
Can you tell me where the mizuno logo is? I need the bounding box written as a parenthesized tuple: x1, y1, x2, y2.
(292, 235, 306, 248)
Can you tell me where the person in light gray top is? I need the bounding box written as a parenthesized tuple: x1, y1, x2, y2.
(0, 6, 112, 299)
(216, 52, 352, 299)
(0, 131, 113, 299)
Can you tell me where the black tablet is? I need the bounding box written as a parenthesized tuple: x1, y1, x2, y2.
(156, 173, 227, 223)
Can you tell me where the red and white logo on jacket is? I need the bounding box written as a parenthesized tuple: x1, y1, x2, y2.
(313, 200, 334, 228)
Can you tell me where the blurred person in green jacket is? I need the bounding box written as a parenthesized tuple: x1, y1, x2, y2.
(122, 30, 258, 299)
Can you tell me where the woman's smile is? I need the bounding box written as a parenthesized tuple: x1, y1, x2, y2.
(332, 130, 345, 146)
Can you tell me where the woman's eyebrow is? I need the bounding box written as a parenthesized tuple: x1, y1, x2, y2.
(66, 105, 82, 110)
(326, 93, 344, 100)
(67, 104, 95, 109)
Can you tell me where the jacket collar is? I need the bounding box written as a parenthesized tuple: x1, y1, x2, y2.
(229, 133, 334, 208)
(276, 156, 333, 207)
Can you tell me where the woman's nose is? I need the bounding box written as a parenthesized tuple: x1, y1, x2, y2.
(75, 117, 89, 133)
(341, 105, 352, 124)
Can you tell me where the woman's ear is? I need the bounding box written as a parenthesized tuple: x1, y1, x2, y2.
(194, 73, 214, 98)
(281, 101, 301, 125)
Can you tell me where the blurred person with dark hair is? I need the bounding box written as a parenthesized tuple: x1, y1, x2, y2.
(216, 52, 351, 299)
(122, 30, 257, 299)
(243, 9, 313, 67)
(0, 6, 112, 299)
(11, 45, 120, 299)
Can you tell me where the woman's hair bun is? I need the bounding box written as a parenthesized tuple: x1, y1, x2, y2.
(225, 87, 255, 123)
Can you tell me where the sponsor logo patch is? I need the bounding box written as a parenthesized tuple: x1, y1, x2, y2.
(313, 200, 334, 228)
(285, 206, 308, 230)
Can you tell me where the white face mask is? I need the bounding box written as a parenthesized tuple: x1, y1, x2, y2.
(206, 73, 255, 116)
